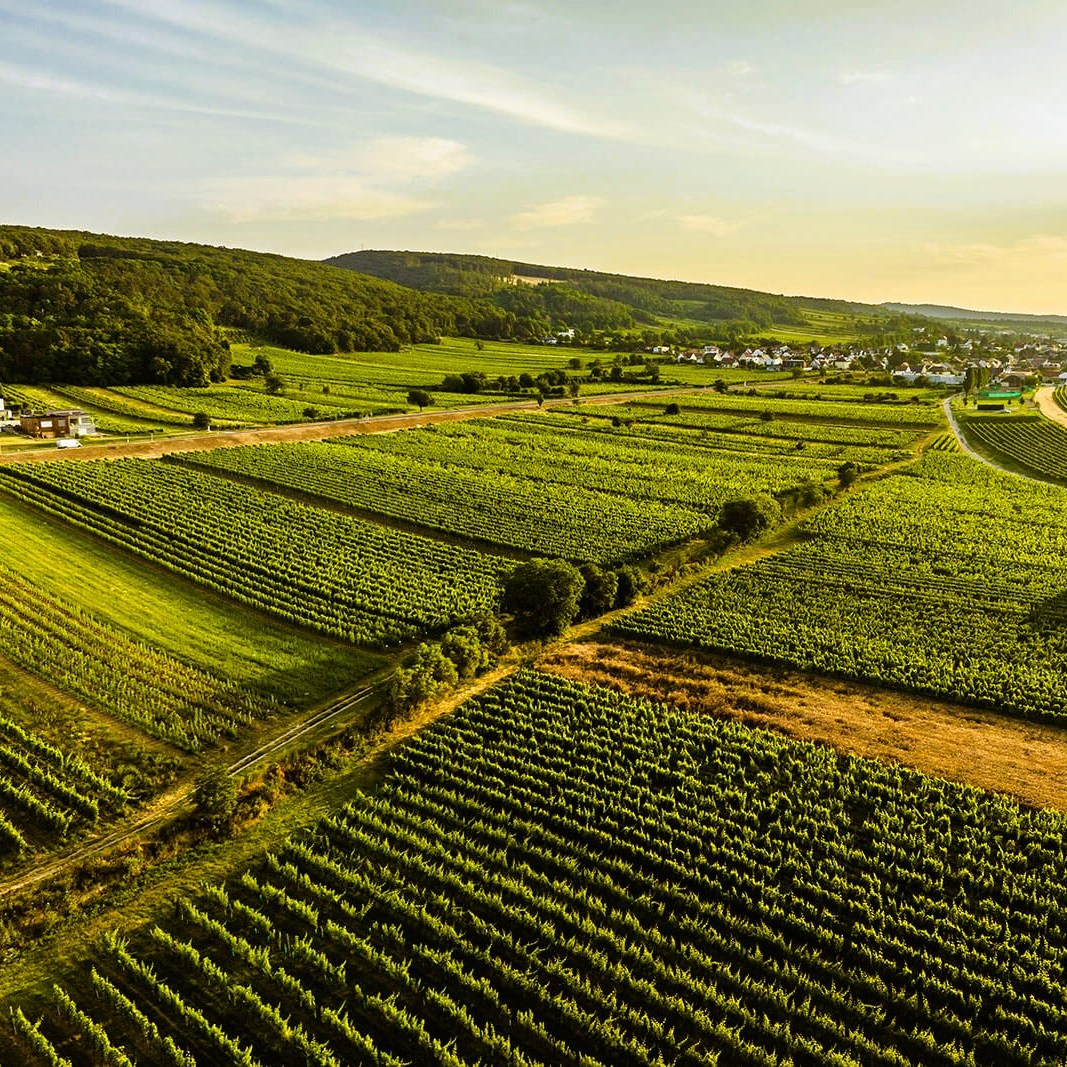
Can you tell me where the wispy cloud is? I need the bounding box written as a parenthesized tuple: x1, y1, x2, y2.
(435, 218, 485, 231)
(206, 135, 473, 222)
(206, 175, 432, 223)
(0, 62, 123, 102)
(99, 0, 626, 138)
(356, 138, 473, 182)
(923, 234, 1067, 267)
(512, 195, 603, 230)
(676, 214, 743, 237)
(346, 42, 626, 139)
(0, 60, 312, 124)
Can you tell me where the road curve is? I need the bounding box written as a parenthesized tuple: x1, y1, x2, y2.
(941, 397, 1033, 482)
(1034, 385, 1067, 429)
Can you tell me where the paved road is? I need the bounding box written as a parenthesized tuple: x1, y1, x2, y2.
(0, 386, 708, 466)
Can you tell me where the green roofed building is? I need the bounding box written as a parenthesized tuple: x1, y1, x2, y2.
(976, 389, 1022, 411)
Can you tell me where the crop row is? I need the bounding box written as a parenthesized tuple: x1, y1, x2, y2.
(19, 671, 1067, 1065)
(173, 441, 715, 565)
(112, 385, 350, 426)
(559, 404, 920, 451)
(960, 414, 1067, 483)
(615, 453, 1067, 723)
(331, 415, 841, 507)
(0, 564, 273, 752)
(0, 459, 509, 647)
(631, 392, 946, 427)
(512, 410, 902, 466)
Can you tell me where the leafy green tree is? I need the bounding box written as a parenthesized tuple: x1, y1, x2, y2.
(665, 402, 680, 415)
(838, 461, 860, 488)
(614, 565, 647, 607)
(408, 388, 432, 410)
(192, 767, 238, 835)
(191, 411, 210, 430)
(578, 563, 619, 619)
(264, 374, 285, 395)
(503, 559, 585, 636)
(719, 496, 782, 542)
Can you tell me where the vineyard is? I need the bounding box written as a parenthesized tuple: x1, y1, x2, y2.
(615, 452, 1067, 723)
(0, 697, 129, 859)
(12, 670, 1067, 1065)
(111, 385, 367, 427)
(556, 404, 922, 460)
(172, 441, 712, 564)
(165, 413, 851, 564)
(0, 460, 509, 647)
(0, 565, 274, 753)
(958, 411, 1067, 483)
(630, 391, 946, 427)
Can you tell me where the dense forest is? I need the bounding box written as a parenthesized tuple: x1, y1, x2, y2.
(0, 227, 542, 386)
(326, 249, 892, 332)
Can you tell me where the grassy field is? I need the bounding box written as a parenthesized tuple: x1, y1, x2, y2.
(0, 496, 380, 705)
(1, 338, 676, 443)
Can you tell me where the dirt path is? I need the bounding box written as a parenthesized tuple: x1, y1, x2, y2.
(0, 681, 383, 900)
(1034, 385, 1067, 428)
(0, 386, 707, 466)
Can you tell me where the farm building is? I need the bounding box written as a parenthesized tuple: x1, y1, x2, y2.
(19, 409, 96, 438)
(975, 390, 1022, 412)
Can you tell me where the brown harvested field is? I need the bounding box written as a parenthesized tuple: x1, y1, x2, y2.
(539, 637, 1067, 812)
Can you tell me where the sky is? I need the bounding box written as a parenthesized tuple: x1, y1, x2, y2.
(3, 0, 1067, 313)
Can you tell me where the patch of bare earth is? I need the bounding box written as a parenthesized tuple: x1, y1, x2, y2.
(539, 637, 1067, 812)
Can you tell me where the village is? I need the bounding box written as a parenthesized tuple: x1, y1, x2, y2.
(661, 325, 1067, 388)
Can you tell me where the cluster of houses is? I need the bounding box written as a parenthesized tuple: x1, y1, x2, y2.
(665, 332, 1067, 389)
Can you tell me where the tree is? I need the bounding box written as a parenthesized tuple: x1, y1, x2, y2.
(665, 402, 680, 416)
(838, 461, 859, 488)
(503, 559, 585, 636)
(719, 496, 782, 542)
(408, 389, 432, 410)
(264, 373, 285, 395)
(191, 411, 210, 430)
(252, 353, 273, 377)
(578, 563, 619, 619)
(192, 767, 237, 835)
(614, 565, 647, 607)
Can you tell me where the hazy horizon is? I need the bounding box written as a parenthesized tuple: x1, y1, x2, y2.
(4, 1, 1067, 314)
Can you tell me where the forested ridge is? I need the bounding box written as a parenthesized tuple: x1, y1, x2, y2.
(327, 248, 893, 332)
(0, 227, 543, 387)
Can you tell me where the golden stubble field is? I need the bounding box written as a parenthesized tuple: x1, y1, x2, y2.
(540, 637, 1067, 812)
